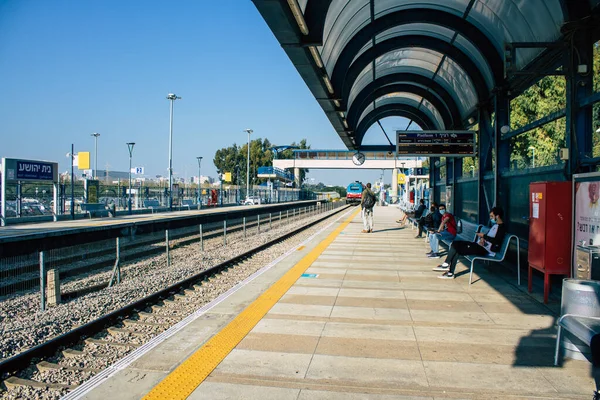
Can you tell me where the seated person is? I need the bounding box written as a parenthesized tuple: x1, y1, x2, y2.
(397, 199, 426, 225)
(416, 202, 440, 238)
(426, 204, 456, 258)
(434, 207, 506, 279)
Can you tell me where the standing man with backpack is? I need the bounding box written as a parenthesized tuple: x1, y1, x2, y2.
(361, 182, 376, 233)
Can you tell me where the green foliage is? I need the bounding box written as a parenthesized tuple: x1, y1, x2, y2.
(508, 42, 600, 168)
(278, 139, 311, 184)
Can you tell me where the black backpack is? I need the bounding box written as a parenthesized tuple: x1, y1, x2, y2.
(363, 191, 376, 208)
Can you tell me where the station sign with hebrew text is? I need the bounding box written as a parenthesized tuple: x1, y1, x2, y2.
(2, 158, 59, 183)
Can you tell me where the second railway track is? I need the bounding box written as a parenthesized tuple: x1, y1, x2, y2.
(0, 204, 353, 400)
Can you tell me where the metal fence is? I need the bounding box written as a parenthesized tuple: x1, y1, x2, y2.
(0, 181, 316, 219)
(0, 201, 345, 310)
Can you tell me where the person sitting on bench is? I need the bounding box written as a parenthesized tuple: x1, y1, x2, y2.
(416, 202, 440, 238)
(434, 207, 506, 279)
(397, 199, 426, 225)
(426, 204, 456, 259)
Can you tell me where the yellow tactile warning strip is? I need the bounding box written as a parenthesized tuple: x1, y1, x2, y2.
(142, 207, 360, 400)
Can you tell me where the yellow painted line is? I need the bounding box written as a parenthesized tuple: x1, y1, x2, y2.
(296, 245, 306, 251)
(142, 207, 360, 400)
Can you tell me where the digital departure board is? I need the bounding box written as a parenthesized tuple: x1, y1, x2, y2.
(396, 131, 476, 157)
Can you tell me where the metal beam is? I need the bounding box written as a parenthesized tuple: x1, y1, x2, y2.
(348, 74, 463, 130)
(501, 109, 566, 140)
(355, 104, 437, 144)
(340, 35, 490, 112)
(329, 8, 504, 98)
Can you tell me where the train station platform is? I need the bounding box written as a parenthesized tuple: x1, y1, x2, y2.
(74, 206, 594, 400)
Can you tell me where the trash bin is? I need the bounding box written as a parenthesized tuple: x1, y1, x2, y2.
(560, 279, 600, 361)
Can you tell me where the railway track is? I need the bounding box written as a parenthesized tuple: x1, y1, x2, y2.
(0, 204, 352, 399)
(0, 210, 307, 299)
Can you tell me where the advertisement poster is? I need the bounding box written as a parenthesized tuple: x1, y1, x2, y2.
(574, 181, 600, 248)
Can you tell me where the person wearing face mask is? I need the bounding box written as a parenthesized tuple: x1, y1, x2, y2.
(434, 207, 506, 279)
(426, 204, 456, 258)
(416, 202, 441, 238)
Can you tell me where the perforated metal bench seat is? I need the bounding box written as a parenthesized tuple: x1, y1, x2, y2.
(555, 315, 600, 366)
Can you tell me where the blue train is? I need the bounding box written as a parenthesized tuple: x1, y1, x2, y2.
(346, 181, 364, 204)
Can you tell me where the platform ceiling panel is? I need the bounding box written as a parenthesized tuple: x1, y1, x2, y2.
(252, 0, 568, 150)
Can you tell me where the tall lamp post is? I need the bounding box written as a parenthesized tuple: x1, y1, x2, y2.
(127, 142, 135, 214)
(167, 93, 181, 211)
(244, 129, 253, 200)
(528, 146, 536, 168)
(196, 156, 202, 210)
(91, 132, 100, 179)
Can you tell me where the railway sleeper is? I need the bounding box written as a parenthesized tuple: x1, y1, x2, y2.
(122, 319, 169, 328)
(3, 376, 76, 390)
(36, 361, 101, 374)
(84, 337, 139, 348)
(105, 327, 146, 338)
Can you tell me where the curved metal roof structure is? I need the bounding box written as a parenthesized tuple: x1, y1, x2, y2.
(253, 0, 598, 150)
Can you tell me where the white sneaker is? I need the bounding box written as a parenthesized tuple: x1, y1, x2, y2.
(432, 265, 449, 272)
(437, 272, 454, 279)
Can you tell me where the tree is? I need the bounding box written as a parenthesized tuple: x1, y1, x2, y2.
(213, 138, 311, 187)
(279, 139, 311, 185)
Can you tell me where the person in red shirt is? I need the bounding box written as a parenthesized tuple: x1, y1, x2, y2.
(426, 204, 456, 258)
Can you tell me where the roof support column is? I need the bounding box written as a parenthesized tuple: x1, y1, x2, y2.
(565, 30, 594, 176)
(494, 92, 510, 215)
(430, 157, 440, 205)
(445, 157, 454, 214)
(478, 107, 494, 224)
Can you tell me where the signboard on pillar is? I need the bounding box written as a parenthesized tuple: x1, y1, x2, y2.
(77, 152, 90, 170)
(397, 131, 476, 157)
(85, 179, 100, 203)
(445, 185, 453, 214)
(397, 173, 406, 184)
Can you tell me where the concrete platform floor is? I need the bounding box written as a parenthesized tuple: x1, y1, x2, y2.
(82, 206, 594, 400)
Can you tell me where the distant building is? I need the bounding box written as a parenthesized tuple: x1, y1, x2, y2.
(191, 175, 214, 184)
(92, 170, 131, 181)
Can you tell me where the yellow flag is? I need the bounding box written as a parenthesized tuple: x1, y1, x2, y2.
(78, 152, 90, 170)
(223, 172, 232, 182)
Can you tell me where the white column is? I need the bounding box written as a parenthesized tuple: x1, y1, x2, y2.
(391, 169, 398, 203)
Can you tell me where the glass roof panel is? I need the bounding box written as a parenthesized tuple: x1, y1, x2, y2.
(466, 0, 564, 69)
(349, 48, 477, 117)
(349, 23, 494, 89)
(357, 92, 444, 130)
(320, 0, 565, 77)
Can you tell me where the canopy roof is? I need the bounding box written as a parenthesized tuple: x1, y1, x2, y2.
(253, 0, 598, 149)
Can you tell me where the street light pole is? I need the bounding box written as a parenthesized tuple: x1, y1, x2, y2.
(127, 142, 135, 215)
(167, 93, 181, 211)
(196, 156, 202, 210)
(70, 144, 75, 219)
(91, 133, 100, 179)
(244, 129, 253, 200)
(528, 146, 536, 168)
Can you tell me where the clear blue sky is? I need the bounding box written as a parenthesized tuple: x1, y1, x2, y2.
(0, 0, 411, 186)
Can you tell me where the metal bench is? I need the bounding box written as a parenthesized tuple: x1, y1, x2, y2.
(80, 203, 109, 218)
(437, 220, 482, 246)
(463, 226, 521, 285)
(181, 199, 195, 209)
(555, 315, 600, 366)
(143, 199, 161, 212)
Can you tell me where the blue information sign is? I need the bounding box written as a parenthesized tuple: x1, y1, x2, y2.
(16, 160, 55, 181)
